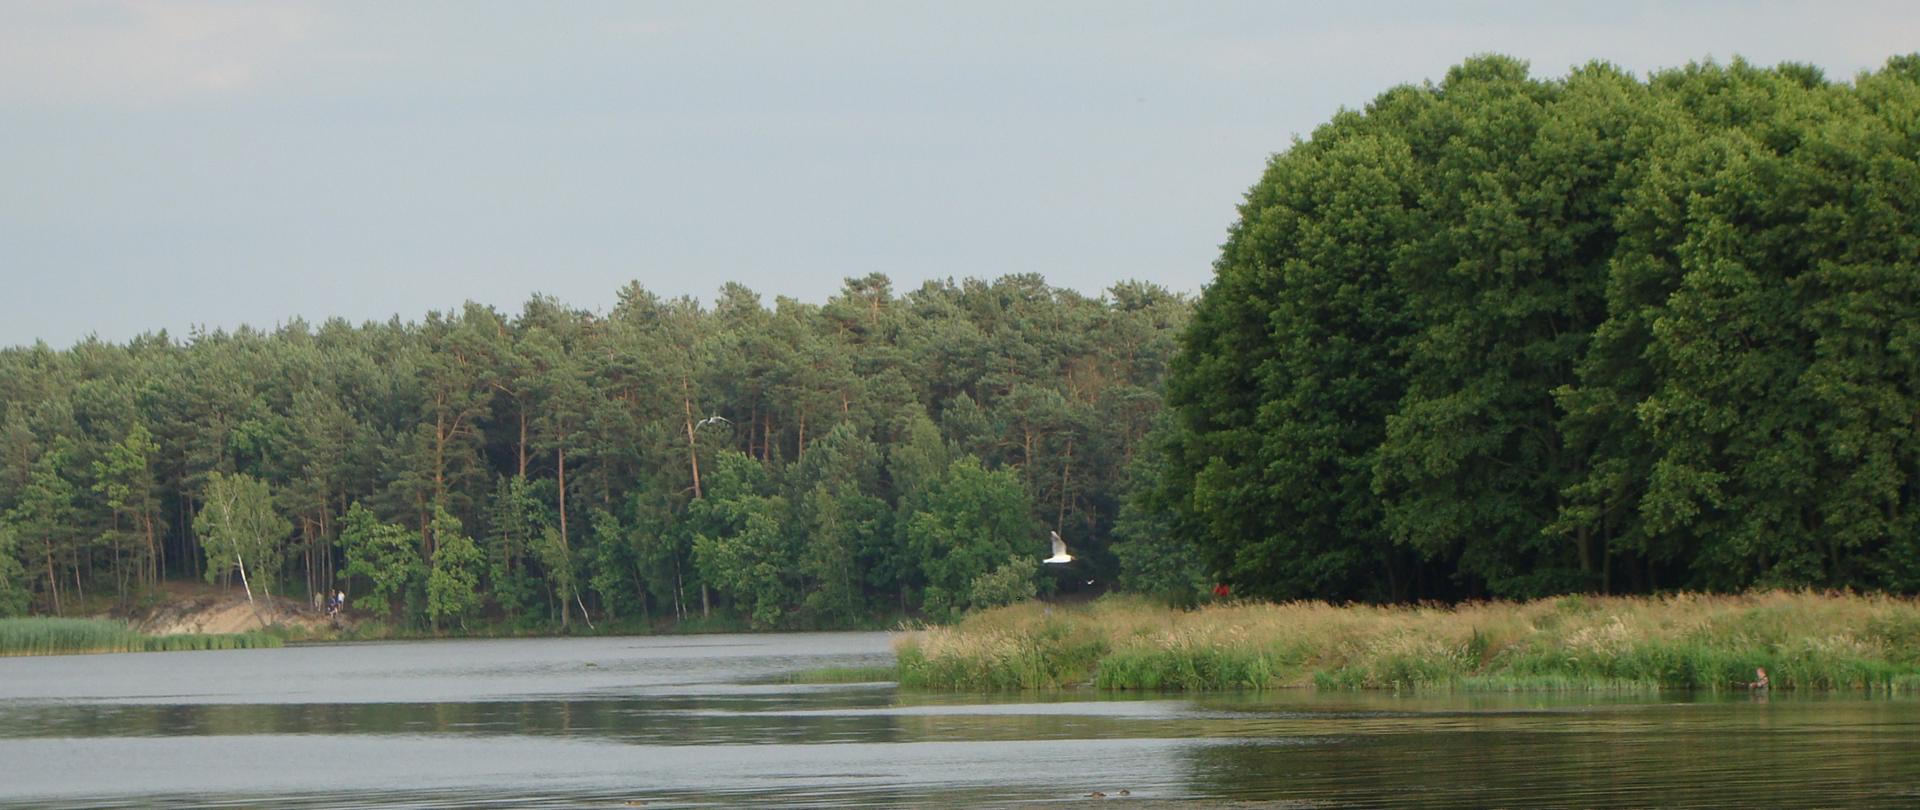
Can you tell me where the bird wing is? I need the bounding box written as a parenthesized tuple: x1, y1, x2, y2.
(1051, 531, 1067, 558)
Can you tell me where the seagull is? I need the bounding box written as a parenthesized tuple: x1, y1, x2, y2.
(1043, 530, 1074, 564)
(694, 414, 732, 429)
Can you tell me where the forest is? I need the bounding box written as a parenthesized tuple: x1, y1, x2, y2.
(5, 54, 1918, 629)
(0, 275, 1190, 629)
(1148, 55, 1920, 602)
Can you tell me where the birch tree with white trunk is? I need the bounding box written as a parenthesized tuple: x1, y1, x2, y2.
(194, 472, 290, 618)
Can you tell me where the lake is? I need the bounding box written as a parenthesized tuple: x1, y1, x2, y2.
(3, 631, 1919, 807)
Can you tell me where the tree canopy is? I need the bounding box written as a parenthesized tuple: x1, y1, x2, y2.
(1153, 54, 1920, 600)
(0, 274, 1188, 627)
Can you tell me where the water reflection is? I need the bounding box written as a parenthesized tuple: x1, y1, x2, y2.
(4, 633, 1920, 807)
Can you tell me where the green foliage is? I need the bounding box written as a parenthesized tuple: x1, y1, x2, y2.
(1112, 415, 1207, 602)
(337, 503, 423, 622)
(194, 472, 290, 597)
(532, 525, 582, 624)
(794, 422, 888, 626)
(690, 451, 797, 628)
(4, 440, 78, 613)
(1157, 53, 1920, 601)
(426, 506, 483, 630)
(0, 524, 29, 616)
(90, 422, 162, 592)
(484, 475, 545, 626)
(966, 555, 1039, 612)
(907, 456, 1041, 621)
(1, 265, 1185, 626)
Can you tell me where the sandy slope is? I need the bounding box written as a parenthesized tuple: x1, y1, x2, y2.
(129, 582, 334, 635)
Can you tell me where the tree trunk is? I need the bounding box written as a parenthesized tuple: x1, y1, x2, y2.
(517, 410, 529, 478)
(45, 539, 60, 615)
(1022, 426, 1035, 487)
(681, 374, 703, 499)
(636, 561, 651, 623)
(673, 555, 685, 620)
(1056, 437, 1074, 534)
(235, 552, 255, 603)
(575, 591, 594, 629)
(143, 511, 158, 587)
(112, 512, 125, 602)
(434, 408, 446, 502)
(557, 446, 569, 552)
(558, 445, 571, 630)
(260, 567, 277, 621)
(1576, 525, 1592, 577)
(328, 496, 342, 593)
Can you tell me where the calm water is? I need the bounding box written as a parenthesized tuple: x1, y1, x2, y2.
(4, 632, 1920, 807)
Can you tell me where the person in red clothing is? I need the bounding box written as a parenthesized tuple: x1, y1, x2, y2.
(1212, 583, 1231, 599)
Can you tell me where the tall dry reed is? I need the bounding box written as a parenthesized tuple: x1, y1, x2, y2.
(894, 592, 1920, 692)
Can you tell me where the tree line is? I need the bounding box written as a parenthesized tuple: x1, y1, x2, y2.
(1145, 55, 1920, 601)
(9, 54, 1914, 622)
(0, 274, 1189, 628)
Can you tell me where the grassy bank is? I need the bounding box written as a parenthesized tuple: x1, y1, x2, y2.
(0, 617, 284, 657)
(894, 592, 1920, 692)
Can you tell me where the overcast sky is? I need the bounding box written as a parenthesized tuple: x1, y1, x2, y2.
(2, 1, 1913, 347)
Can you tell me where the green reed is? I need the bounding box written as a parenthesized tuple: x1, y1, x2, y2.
(0, 617, 283, 656)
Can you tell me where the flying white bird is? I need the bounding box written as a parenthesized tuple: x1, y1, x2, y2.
(1043, 530, 1074, 564)
(695, 414, 732, 429)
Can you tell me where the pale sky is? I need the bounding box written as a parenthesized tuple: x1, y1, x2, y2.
(2, 1, 1914, 347)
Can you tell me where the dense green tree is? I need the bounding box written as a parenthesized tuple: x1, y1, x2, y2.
(6, 442, 80, 613)
(966, 555, 1039, 611)
(338, 502, 424, 622)
(1112, 416, 1208, 602)
(689, 451, 796, 628)
(1159, 88, 1424, 601)
(425, 506, 483, 630)
(907, 456, 1040, 621)
(0, 523, 29, 616)
(792, 422, 888, 626)
(483, 474, 545, 625)
(92, 422, 163, 596)
(1158, 53, 1920, 601)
